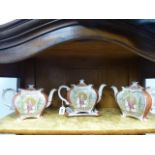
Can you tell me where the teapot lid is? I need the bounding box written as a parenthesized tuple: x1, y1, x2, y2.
(130, 81, 143, 90)
(18, 84, 43, 92)
(72, 79, 92, 87)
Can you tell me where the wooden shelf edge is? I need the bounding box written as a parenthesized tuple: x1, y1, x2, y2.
(0, 128, 155, 135)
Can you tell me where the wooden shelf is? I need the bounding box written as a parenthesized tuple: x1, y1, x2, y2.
(0, 108, 155, 135)
(1, 20, 155, 135)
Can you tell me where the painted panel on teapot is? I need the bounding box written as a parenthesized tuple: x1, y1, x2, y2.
(69, 87, 97, 112)
(14, 93, 47, 117)
(117, 90, 146, 118)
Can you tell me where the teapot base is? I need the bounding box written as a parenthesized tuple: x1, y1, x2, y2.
(16, 114, 41, 120)
(121, 113, 148, 121)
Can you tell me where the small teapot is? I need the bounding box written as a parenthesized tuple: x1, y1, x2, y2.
(2, 84, 57, 120)
(58, 79, 106, 116)
(145, 87, 155, 114)
(111, 82, 152, 121)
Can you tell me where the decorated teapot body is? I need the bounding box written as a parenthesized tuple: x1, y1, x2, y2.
(111, 82, 152, 121)
(58, 79, 106, 116)
(3, 85, 57, 120)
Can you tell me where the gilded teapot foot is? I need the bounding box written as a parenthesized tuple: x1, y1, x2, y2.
(16, 116, 28, 121)
(140, 116, 148, 122)
(121, 113, 127, 118)
(143, 118, 148, 122)
(35, 114, 41, 119)
(16, 117, 23, 122)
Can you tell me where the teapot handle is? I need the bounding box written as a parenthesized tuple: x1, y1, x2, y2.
(2, 88, 17, 110)
(46, 88, 57, 108)
(58, 85, 70, 105)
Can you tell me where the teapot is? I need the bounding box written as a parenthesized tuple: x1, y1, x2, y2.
(2, 84, 57, 120)
(58, 79, 106, 116)
(111, 82, 152, 121)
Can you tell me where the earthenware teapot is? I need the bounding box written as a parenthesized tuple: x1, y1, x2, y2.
(111, 82, 152, 121)
(58, 79, 106, 116)
(2, 84, 57, 120)
(145, 87, 155, 114)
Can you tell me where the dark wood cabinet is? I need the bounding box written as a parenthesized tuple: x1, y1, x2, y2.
(1, 19, 155, 134)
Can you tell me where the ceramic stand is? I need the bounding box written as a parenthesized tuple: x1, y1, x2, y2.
(65, 108, 99, 116)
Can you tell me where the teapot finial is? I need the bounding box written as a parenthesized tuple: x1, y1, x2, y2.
(79, 79, 85, 84)
(131, 81, 138, 86)
(28, 84, 35, 90)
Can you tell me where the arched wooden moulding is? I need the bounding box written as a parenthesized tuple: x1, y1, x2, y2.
(0, 19, 155, 63)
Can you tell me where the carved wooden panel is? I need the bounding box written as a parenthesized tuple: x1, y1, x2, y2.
(1, 20, 155, 63)
(17, 57, 141, 109)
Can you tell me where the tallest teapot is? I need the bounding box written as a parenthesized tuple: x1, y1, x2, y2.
(58, 79, 106, 116)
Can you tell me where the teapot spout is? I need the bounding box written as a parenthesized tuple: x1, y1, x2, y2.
(111, 86, 118, 98)
(97, 84, 106, 103)
(47, 89, 57, 107)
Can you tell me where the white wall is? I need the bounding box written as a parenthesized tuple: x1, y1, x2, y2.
(145, 78, 155, 88)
